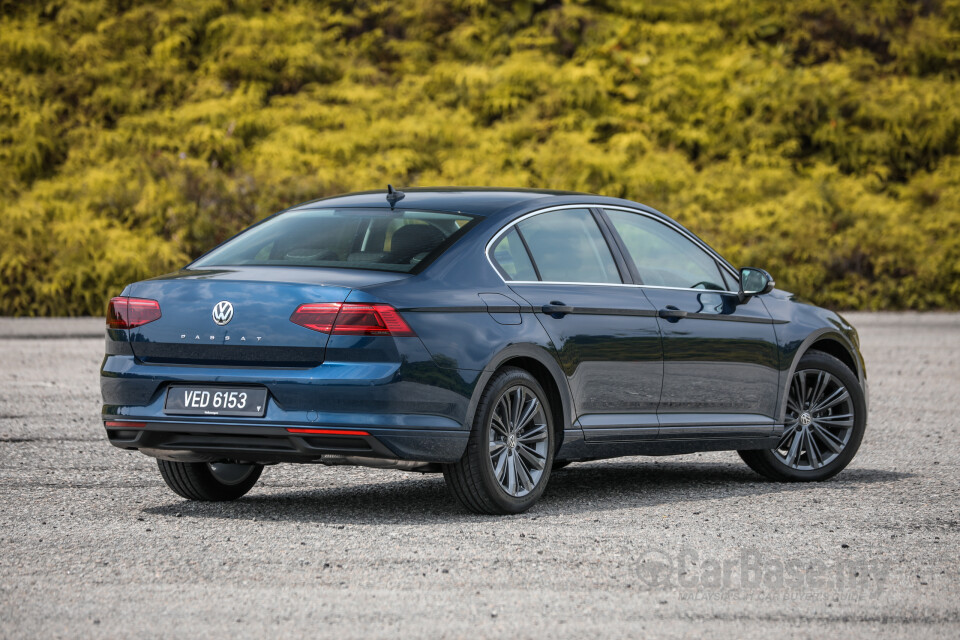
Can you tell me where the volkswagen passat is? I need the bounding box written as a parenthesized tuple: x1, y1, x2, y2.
(101, 187, 868, 514)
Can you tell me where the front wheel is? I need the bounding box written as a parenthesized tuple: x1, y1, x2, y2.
(157, 460, 263, 501)
(443, 367, 554, 514)
(739, 350, 866, 482)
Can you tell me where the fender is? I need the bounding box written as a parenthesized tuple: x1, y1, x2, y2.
(777, 328, 866, 424)
(463, 343, 575, 442)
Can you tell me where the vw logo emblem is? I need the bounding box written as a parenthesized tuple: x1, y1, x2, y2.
(212, 301, 234, 326)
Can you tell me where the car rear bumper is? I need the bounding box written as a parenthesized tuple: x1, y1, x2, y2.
(104, 419, 469, 464)
(101, 353, 479, 464)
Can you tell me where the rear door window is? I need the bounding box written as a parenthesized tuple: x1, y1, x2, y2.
(516, 209, 621, 284)
(191, 209, 476, 273)
(490, 228, 538, 281)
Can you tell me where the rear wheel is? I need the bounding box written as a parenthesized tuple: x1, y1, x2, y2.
(443, 367, 554, 514)
(157, 460, 263, 501)
(739, 350, 866, 482)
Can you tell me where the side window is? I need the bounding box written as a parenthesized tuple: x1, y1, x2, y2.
(491, 228, 538, 281)
(605, 209, 728, 290)
(517, 209, 621, 284)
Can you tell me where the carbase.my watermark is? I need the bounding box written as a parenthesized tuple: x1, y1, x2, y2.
(637, 547, 888, 597)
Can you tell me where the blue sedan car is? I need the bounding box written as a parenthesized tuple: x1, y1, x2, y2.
(101, 187, 868, 514)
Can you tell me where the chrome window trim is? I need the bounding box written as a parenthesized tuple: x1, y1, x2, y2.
(505, 281, 739, 295)
(484, 203, 741, 292)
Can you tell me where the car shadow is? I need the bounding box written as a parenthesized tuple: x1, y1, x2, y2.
(142, 460, 913, 525)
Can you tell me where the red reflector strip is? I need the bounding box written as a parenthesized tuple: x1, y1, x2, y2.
(105, 421, 147, 428)
(286, 427, 370, 436)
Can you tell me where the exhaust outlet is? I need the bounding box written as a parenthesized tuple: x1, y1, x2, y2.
(319, 454, 432, 471)
(139, 448, 215, 463)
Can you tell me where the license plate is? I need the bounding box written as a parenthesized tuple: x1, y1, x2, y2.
(164, 386, 268, 417)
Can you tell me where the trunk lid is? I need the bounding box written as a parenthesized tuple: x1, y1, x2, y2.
(125, 267, 410, 367)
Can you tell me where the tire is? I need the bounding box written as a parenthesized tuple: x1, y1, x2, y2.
(443, 367, 555, 514)
(739, 350, 866, 482)
(157, 460, 263, 501)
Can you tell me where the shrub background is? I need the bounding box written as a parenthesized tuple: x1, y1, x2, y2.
(1, 0, 959, 315)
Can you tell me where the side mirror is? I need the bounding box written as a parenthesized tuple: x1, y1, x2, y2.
(738, 267, 775, 302)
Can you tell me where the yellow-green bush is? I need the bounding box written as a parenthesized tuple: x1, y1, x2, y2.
(1, 0, 959, 315)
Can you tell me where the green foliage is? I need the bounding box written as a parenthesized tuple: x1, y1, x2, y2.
(2, 0, 959, 314)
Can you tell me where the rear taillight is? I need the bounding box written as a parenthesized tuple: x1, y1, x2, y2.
(289, 303, 341, 333)
(333, 304, 416, 336)
(290, 303, 415, 337)
(107, 297, 162, 329)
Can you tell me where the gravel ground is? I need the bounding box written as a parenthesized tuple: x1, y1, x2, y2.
(1, 312, 958, 638)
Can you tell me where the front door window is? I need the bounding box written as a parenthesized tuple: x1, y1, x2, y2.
(604, 209, 728, 290)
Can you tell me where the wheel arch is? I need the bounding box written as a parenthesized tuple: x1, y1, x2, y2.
(778, 329, 866, 424)
(807, 336, 858, 377)
(465, 344, 572, 452)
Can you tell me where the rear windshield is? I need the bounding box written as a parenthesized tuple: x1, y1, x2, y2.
(191, 208, 477, 273)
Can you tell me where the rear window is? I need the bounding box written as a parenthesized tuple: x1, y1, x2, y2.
(191, 208, 477, 273)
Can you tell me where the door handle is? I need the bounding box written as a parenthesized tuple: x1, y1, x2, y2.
(658, 306, 688, 320)
(542, 301, 575, 317)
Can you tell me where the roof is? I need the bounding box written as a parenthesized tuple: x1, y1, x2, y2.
(288, 187, 602, 218)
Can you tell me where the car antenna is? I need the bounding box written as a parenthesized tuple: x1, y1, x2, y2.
(386, 184, 405, 209)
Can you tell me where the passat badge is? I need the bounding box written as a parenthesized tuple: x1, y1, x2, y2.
(212, 301, 234, 326)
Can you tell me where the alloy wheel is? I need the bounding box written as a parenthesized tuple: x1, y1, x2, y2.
(775, 368, 855, 470)
(488, 385, 549, 497)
